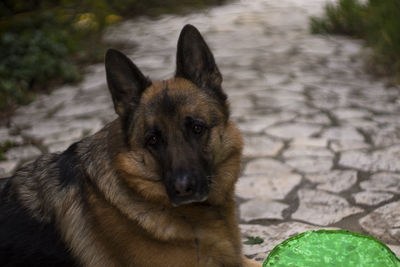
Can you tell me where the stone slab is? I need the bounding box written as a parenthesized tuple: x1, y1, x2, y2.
(352, 191, 393, 206)
(306, 170, 357, 193)
(240, 199, 288, 222)
(340, 145, 400, 172)
(359, 201, 400, 244)
(236, 173, 301, 200)
(292, 189, 364, 226)
(243, 136, 284, 158)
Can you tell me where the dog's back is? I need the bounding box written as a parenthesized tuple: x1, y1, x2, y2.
(0, 152, 80, 266)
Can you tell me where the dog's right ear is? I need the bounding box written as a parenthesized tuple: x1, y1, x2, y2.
(105, 49, 151, 117)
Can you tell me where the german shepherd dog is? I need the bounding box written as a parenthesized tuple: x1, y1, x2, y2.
(0, 25, 261, 267)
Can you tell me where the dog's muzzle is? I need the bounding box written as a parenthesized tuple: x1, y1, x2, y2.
(165, 170, 209, 206)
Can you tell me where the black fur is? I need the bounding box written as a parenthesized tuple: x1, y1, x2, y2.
(147, 87, 188, 117)
(105, 48, 152, 118)
(0, 145, 86, 266)
(0, 183, 78, 267)
(105, 49, 152, 144)
(57, 142, 84, 187)
(175, 24, 227, 104)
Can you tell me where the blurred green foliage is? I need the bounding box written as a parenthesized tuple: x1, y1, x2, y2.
(244, 236, 264, 245)
(0, 0, 226, 111)
(0, 140, 15, 161)
(310, 0, 400, 84)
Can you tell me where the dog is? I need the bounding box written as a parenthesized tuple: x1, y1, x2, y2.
(0, 24, 261, 267)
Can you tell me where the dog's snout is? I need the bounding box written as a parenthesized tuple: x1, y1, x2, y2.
(165, 169, 209, 206)
(174, 175, 193, 197)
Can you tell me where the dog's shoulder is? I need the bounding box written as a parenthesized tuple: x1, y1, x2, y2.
(0, 145, 85, 266)
(0, 182, 79, 266)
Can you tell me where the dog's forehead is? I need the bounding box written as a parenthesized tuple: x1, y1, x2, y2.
(141, 78, 210, 119)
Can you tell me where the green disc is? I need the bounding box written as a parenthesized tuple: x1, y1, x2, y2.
(263, 230, 400, 267)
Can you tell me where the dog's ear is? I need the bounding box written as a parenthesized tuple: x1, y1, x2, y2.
(105, 49, 151, 117)
(175, 24, 226, 102)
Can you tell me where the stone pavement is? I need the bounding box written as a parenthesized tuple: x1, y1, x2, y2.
(1, 0, 400, 262)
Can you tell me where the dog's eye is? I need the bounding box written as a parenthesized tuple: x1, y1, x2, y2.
(147, 135, 158, 146)
(192, 124, 204, 135)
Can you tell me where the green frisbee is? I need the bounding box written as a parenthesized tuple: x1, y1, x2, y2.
(263, 230, 400, 267)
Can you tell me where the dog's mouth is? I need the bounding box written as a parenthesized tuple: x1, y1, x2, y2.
(170, 193, 208, 207)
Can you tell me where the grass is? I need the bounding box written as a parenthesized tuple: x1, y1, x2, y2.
(0, 141, 16, 161)
(244, 236, 264, 245)
(310, 0, 400, 84)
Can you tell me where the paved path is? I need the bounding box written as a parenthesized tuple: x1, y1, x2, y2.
(1, 0, 399, 261)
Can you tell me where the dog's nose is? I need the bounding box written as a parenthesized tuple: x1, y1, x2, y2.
(174, 175, 193, 197)
(165, 169, 209, 206)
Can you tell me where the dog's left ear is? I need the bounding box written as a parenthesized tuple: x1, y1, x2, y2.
(105, 49, 151, 117)
(175, 24, 226, 102)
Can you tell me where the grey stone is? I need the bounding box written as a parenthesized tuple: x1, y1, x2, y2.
(330, 140, 369, 152)
(0, 128, 10, 141)
(0, 128, 23, 145)
(10, 112, 48, 128)
(306, 170, 357, 193)
(283, 146, 333, 158)
(236, 173, 301, 200)
(373, 115, 400, 126)
(42, 128, 83, 146)
(283, 137, 332, 168)
(24, 121, 67, 139)
(266, 123, 321, 139)
(23, 118, 104, 141)
(231, 108, 255, 121)
(240, 199, 288, 222)
(339, 145, 400, 172)
(68, 119, 104, 136)
(55, 102, 110, 118)
(371, 125, 400, 147)
(294, 113, 330, 125)
(79, 72, 107, 92)
(321, 126, 364, 142)
(341, 118, 378, 130)
(243, 158, 293, 177)
(236, 118, 271, 134)
(276, 101, 315, 115)
(48, 141, 74, 153)
(49, 85, 78, 100)
(359, 201, 400, 244)
(243, 136, 283, 158)
(292, 189, 363, 226)
(236, 112, 296, 134)
(33, 93, 70, 113)
(229, 96, 254, 109)
(5, 145, 42, 161)
(333, 108, 370, 120)
(285, 157, 333, 173)
(291, 138, 328, 148)
(352, 191, 393, 206)
(388, 245, 400, 258)
(360, 172, 400, 194)
(0, 160, 19, 178)
(254, 92, 305, 110)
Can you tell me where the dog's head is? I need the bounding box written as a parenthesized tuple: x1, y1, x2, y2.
(106, 25, 240, 207)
